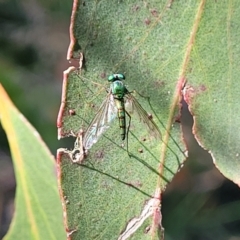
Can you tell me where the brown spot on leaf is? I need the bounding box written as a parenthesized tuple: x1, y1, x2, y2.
(69, 109, 76, 116)
(183, 84, 208, 104)
(100, 72, 106, 78)
(138, 148, 143, 153)
(127, 180, 143, 188)
(153, 80, 165, 88)
(132, 5, 140, 11)
(144, 18, 151, 25)
(199, 84, 207, 92)
(144, 225, 151, 234)
(95, 149, 104, 159)
(183, 85, 194, 104)
(148, 113, 153, 120)
(150, 9, 159, 17)
(174, 114, 181, 123)
(141, 137, 147, 142)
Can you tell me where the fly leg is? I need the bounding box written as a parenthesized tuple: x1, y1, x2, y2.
(129, 90, 151, 102)
(125, 110, 132, 157)
(76, 73, 109, 105)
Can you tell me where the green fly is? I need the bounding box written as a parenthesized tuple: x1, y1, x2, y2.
(82, 73, 161, 155)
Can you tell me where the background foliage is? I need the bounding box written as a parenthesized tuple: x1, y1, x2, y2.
(0, 0, 240, 240)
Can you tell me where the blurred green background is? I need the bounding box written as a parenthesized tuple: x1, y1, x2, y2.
(0, 1, 240, 240)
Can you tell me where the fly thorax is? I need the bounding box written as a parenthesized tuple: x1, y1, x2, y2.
(111, 80, 126, 99)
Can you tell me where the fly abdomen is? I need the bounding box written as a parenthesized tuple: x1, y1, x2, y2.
(115, 98, 126, 140)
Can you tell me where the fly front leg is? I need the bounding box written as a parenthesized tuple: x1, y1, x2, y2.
(129, 90, 150, 101)
(125, 110, 132, 157)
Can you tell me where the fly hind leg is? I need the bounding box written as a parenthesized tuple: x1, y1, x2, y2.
(125, 110, 132, 157)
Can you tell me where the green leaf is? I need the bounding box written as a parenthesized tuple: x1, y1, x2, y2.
(0, 85, 65, 240)
(57, 1, 187, 239)
(57, 0, 240, 239)
(183, 1, 240, 185)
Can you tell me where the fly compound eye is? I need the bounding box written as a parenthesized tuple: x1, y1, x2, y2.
(113, 74, 119, 79)
(108, 74, 115, 82)
(113, 73, 125, 80)
(108, 74, 124, 82)
(117, 74, 125, 80)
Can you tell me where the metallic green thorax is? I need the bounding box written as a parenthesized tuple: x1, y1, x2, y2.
(109, 75, 128, 140)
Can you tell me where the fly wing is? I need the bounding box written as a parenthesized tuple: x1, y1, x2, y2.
(71, 129, 85, 163)
(125, 93, 161, 140)
(83, 94, 117, 150)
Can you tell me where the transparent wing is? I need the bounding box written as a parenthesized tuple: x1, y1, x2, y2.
(83, 93, 117, 150)
(125, 93, 161, 140)
(71, 129, 85, 163)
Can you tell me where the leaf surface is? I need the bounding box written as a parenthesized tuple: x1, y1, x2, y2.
(0, 85, 65, 240)
(183, 1, 240, 186)
(56, 0, 240, 239)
